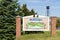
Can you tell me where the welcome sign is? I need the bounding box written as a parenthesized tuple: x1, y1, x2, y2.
(23, 15, 50, 31)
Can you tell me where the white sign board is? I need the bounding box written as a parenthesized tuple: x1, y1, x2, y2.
(23, 15, 50, 31)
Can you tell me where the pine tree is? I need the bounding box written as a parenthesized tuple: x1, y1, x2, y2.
(0, 0, 36, 40)
(22, 4, 30, 16)
(30, 9, 35, 15)
(0, 0, 21, 40)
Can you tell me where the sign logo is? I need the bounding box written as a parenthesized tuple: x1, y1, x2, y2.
(27, 18, 45, 28)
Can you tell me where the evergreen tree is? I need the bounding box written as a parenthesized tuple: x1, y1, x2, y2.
(22, 4, 30, 16)
(56, 17, 60, 27)
(30, 9, 35, 15)
(22, 4, 35, 16)
(0, 0, 21, 40)
(0, 0, 36, 40)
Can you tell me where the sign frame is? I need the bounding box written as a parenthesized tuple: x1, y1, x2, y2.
(23, 15, 50, 31)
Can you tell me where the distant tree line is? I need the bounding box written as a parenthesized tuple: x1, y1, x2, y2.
(56, 17, 60, 27)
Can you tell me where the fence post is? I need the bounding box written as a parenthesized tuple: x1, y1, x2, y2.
(16, 15, 21, 40)
(51, 16, 56, 36)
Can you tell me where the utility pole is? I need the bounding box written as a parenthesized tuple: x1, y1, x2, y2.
(46, 6, 50, 16)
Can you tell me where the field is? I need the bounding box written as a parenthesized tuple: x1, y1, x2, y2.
(20, 30, 60, 40)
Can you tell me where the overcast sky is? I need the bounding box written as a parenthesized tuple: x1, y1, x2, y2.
(18, 0, 60, 17)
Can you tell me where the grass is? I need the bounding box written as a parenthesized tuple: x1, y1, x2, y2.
(20, 30, 60, 40)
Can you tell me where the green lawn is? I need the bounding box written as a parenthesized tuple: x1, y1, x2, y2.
(20, 30, 60, 40)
